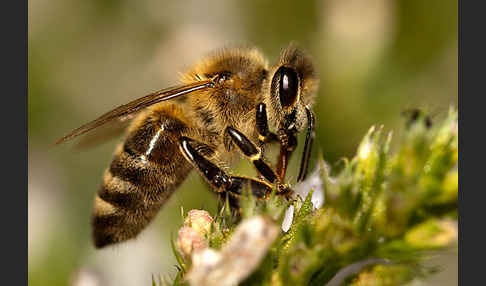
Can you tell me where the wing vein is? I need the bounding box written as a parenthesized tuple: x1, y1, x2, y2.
(55, 79, 214, 145)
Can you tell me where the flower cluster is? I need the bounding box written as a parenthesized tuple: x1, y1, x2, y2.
(163, 109, 457, 286)
(176, 210, 213, 258)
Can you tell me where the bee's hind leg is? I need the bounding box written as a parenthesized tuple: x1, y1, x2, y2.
(178, 136, 274, 202)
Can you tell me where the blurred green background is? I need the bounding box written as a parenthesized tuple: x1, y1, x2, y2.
(28, 0, 457, 285)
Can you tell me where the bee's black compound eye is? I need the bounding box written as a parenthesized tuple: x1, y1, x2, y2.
(276, 66, 299, 109)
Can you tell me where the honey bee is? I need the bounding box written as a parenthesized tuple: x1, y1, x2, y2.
(56, 43, 319, 248)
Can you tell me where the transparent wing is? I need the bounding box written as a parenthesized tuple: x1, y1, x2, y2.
(71, 115, 133, 150)
(55, 79, 215, 145)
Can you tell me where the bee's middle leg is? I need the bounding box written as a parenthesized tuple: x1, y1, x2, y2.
(225, 126, 278, 184)
(178, 136, 273, 201)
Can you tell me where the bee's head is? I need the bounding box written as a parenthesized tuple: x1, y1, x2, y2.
(265, 44, 319, 133)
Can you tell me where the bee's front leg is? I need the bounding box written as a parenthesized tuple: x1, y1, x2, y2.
(276, 106, 316, 183)
(255, 103, 279, 148)
(256, 102, 297, 182)
(296, 106, 315, 182)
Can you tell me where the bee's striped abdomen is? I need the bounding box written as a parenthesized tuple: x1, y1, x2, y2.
(92, 105, 193, 248)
